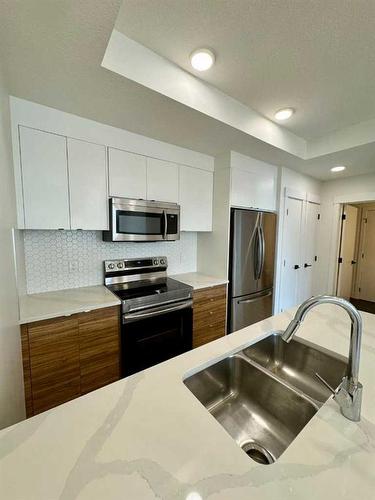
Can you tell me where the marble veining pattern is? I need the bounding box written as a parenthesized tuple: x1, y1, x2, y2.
(23, 230, 197, 293)
(1, 306, 375, 499)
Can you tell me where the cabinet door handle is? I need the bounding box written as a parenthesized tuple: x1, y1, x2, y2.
(304, 263, 312, 268)
(294, 265, 300, 270)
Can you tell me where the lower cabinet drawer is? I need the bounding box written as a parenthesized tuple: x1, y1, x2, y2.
(193, 285, 227, 348)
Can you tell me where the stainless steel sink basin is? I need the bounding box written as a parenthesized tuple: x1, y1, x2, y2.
(184, 332, 348, 464)
(184, 354, 318, 464)
(243, 333, 347, 404)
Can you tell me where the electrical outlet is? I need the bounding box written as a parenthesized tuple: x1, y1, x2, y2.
(68, 260, 79, 273)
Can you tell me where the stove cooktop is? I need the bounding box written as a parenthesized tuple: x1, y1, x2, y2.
(107, 278, 193, 313)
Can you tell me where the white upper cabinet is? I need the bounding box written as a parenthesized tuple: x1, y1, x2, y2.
(108, 148, 147, 199)
(146, 158, 179, 203)
(68, 139, 108, 230)
(19, 126, 70, 229)
(230, 153, 277, 211)
(179, 166, 213, 231)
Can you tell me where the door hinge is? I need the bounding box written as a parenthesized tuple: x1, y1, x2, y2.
(362, 253, 365, 258)
(317, 213, 321, 220)
(314, 255, 318, 262)
(364, 218, 368, 223)
(286, 208, 289, 216)
(342, 213, 346, 221)
(359, 287, 361, 293)
(338, 257, 343, 264)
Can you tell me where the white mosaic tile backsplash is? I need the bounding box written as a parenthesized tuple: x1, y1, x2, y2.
(23, 230, 197, 294)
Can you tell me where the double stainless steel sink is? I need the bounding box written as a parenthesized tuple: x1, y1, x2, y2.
(184, 332, 347, 465)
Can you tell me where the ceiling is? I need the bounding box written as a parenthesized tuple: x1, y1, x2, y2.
(116, 0, 375, 141)
(0, 0, 375, 180)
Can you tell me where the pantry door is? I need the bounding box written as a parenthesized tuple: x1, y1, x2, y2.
(280, 193, 304, 311)
(357, 207, 375, 302)
(336, 205, 358, 299)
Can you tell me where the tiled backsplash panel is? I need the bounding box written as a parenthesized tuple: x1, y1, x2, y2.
(24, 230, 197, 294)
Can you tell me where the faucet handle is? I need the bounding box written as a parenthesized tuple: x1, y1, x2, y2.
(315, 372, 337, 395)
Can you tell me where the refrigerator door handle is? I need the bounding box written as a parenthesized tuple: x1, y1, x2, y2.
(237, 290, 273, 304)
(258, 224, 265, 279)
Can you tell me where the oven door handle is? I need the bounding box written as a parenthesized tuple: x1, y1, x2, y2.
(123, 299, 192, 323)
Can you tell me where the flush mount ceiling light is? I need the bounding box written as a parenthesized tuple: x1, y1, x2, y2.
(190, 48, 215, 71)
(330, 165, 346, 172)
(274, 108, 294, 121)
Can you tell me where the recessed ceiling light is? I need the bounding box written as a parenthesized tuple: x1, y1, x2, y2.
(330, 165, 346, 172)
(274, 108, 294, 121)
(190, 49, 215, 71)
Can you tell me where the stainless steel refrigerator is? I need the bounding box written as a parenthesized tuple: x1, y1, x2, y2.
(228, 208, 276, 333)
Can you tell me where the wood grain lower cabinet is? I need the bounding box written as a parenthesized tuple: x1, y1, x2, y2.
(26, 316, 81, 415)
(79, 307, 120, 394)
(21, 306, 120, 417)
(193, 285, 227, 348)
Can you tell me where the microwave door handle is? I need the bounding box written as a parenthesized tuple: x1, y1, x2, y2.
(163, 210, 167, 239)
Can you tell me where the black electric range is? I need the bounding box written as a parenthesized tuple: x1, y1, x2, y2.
(104, 256, 193, 376)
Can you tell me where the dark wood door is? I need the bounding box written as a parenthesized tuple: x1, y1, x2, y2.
(28, 316, 80, 414)
(78, 306, 120, 394)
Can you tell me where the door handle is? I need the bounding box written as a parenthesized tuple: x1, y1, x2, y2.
(294, 265, 300, 270)
(163, 211, 167, 239)
(237, 290, 273, 304)
(351, 260, 357, 265)
(304, 263, 312, 268)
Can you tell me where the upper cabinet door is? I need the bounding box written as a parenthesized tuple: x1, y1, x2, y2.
(19, 127, 70, 229)
(68, 139, 108, 230)
(231, 167, 277, 211)
(146, 158, 179, 203)
(179, 166, 213, 231)
(108, 148, 146, 199)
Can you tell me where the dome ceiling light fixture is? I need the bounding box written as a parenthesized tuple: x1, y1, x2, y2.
(190, 48, 215, 71)
(274, 108, 295, 121)
(330, 165, 346, 172)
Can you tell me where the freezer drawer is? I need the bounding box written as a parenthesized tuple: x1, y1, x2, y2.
(230, 289, 273, 333)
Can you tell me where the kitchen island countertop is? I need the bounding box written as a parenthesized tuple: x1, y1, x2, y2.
(1, 304, 375, 499)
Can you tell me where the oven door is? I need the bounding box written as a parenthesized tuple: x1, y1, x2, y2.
(121, 300, 193, 376)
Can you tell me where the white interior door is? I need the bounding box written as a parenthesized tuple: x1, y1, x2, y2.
(299, 201, 320, 302)
(280, 195, 304, 311)
(337, 204, 358, 299)
(358, 207, 375, 302)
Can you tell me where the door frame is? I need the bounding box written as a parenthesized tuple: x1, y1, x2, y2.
(327, 192, 375, 296)
(335, 204, 359, 297)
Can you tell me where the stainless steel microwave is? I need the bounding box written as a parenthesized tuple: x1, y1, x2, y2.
(103, 198, 180, 242)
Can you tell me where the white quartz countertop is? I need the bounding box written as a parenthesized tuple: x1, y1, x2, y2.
(19, 285, 121, 324)
(171, 272, 228, 290)
(2, 305, 375, 499)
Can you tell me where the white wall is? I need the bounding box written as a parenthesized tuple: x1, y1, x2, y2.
(274, 167, 322, 312)
(0, 63, 25, 428)
(318, 173, 375, 294)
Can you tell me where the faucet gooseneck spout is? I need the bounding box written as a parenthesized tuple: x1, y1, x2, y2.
(281, 295, 363, 421)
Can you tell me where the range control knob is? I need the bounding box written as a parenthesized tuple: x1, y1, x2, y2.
(107, 263, 115, 270)
(160, 258, 165, 265)
(153, 259, 159, 266)
(117, 262, 124, 269)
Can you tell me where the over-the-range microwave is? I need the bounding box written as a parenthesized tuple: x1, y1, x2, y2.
(103, 198, 180, 242)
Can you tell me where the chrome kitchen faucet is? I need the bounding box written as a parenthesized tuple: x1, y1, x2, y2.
(281, 295, 363, 421)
